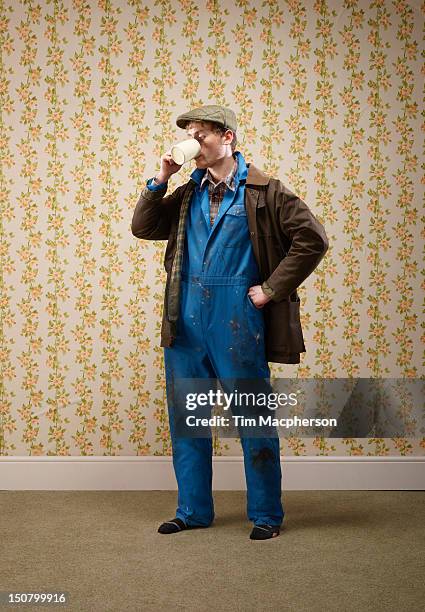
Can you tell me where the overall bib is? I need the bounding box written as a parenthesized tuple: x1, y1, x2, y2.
(164, 152, 284, 527)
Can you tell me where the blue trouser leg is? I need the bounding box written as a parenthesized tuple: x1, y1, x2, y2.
(164, 282, 215, 528)
(203, 280, 284, 527)
(164, 277, 284, 527)
(164, 352, 215, 527)
(240, 436, 283, 525)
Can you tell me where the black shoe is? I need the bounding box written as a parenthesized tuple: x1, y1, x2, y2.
(157, 517, 210, 534)
(250, 524, 280, 540)
(158, 517, 187, 534)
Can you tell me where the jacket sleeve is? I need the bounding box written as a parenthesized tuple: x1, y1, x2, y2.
(264, 181, 329, 301)
(131, 181, 186, 240)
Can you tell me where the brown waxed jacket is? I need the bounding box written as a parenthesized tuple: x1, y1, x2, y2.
(131, 162, 329, 364)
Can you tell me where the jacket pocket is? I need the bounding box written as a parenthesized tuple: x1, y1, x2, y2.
(263, 299, 306, 353)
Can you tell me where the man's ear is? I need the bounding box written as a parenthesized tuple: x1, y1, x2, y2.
(224, 129, 234, 145)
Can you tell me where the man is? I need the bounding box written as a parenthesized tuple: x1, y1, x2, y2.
(132, 105, 328, 540)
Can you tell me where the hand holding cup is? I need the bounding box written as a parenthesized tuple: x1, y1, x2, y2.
(155, 138, 201, 184)
(155, 151, 183, 184)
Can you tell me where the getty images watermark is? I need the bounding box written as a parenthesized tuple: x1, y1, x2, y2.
(167, 378, 424, 438)
(184, 388, 336, 430)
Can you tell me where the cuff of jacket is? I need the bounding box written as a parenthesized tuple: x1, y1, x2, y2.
(142, 179, 168, 200)
(261, 281, 276, 300)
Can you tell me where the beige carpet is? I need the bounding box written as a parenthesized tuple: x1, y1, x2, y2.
(1, 491, 424, 612)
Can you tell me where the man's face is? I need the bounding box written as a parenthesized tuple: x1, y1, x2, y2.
(185, 121, 233, 168)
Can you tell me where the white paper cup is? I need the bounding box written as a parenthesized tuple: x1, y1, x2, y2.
(171, 138, 201, 165)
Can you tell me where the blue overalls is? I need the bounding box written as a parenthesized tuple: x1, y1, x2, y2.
(162, 151, 284, 527)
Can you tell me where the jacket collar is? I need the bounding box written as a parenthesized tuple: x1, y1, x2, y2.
(245, 161, 270, 186)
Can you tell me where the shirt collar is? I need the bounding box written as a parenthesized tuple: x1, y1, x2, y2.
(198, 155, 238, 192)
(190, 151, 248, 186)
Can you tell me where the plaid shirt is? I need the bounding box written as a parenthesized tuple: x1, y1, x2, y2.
(200, 156, 238, 226)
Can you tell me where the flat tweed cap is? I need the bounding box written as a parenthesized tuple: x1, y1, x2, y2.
(176, 104, 237, 133)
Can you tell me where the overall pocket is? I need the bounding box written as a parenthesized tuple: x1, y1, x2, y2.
(222, 204, 250, 247)
(246, 293, 259, 312)
(244, 291, 265, 344)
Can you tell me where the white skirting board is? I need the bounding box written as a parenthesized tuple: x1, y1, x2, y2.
(0, 456, 424, 490)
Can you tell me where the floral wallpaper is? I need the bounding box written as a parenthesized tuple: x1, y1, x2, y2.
(0, 0, 423, 457)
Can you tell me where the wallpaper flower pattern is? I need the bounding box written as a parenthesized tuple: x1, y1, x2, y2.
(0, 0, 423, 457)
